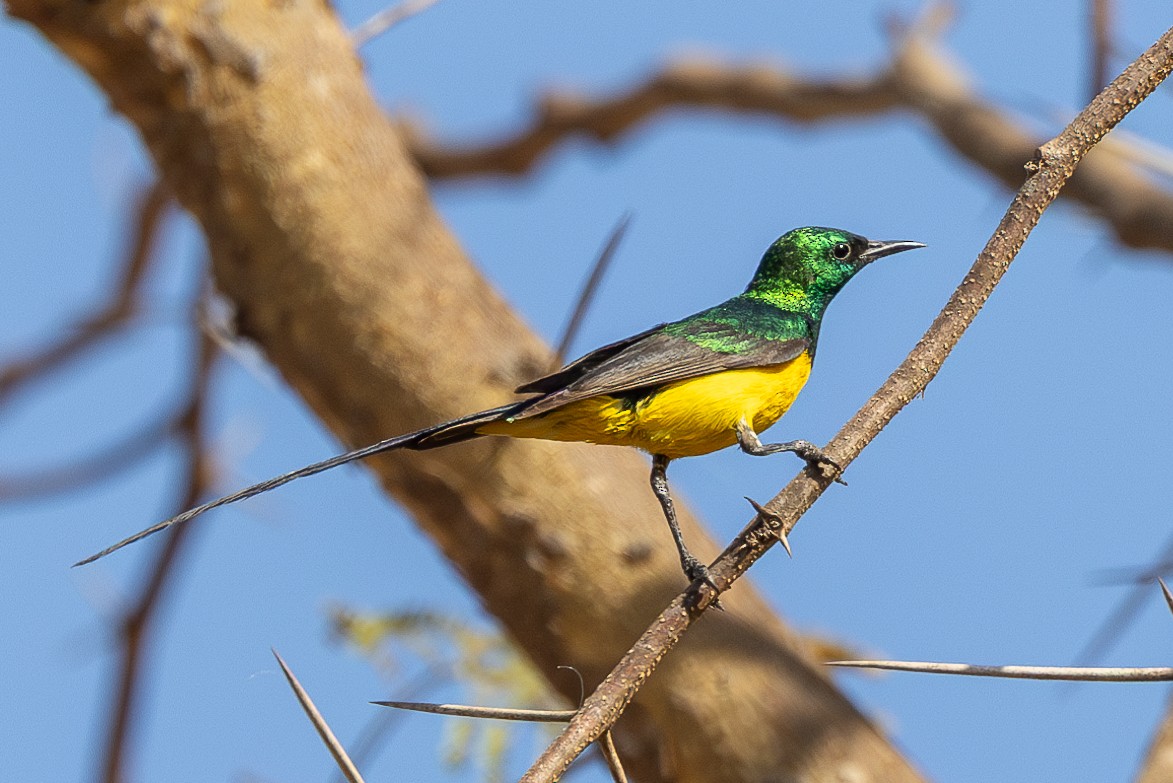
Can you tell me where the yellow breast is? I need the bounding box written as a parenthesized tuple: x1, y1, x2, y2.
(481, 352, 813, 460)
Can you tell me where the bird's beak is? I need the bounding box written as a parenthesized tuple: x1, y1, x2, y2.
(859, 239, 926, 265)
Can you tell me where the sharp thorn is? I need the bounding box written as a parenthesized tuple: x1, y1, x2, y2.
(1159, 578, 1173, 617)
(744, 496, 793, 556)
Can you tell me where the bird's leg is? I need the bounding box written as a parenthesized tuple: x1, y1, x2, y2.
(649, 455, 716, 589)
(735, 419, 845, 484)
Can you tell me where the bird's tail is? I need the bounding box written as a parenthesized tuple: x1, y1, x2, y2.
(74, 403, 524, 566)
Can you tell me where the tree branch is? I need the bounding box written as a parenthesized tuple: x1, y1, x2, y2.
(0, 180, 169, 405)
(100, 331, 216, 783)
(407, 27, 1173, 255)
(4, 1, 920, 780)
(520, 24, 1173, 782)
(0, 409, 175, 502)
(1089, 0, 1114, 100)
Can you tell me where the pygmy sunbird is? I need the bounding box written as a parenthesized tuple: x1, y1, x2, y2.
(78, 226, 924, 584)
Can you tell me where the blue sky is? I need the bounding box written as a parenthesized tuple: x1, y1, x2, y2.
(2, 2, 1172, 781)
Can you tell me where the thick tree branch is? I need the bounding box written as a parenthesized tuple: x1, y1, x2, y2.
(521, 24, 1173, 782)
(1138, 694, 1173, 783)
(4, 1, 920, 781)
(407, 30, 1173, 255)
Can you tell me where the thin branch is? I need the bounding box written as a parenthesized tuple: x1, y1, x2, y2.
(274, 650, 366, 783)
(351, 0, 442, 48)
(1075, 531, 1173, 667)
(0, 409, 177, 502)
(1090, 0, 1114, 100)
(553, 213, 630, 365)
(407, 26, 1173, 255)
(406, 63, 896, 179)
(598, 731, 628, 783)
(519, 26, 1173, 783)
(373, 700, 576, 723)
(0, 180, 169, 405)
(98, 330, 216, 783)
(826, 660, 1173, 682)
(1159, 579, 1173, 617)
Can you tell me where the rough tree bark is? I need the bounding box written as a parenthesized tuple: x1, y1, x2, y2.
(5, 1, 921, 781)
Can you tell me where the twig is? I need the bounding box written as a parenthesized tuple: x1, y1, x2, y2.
(0, 410, 177, 502)
(519, 25, 1173, 783)
(406, 62, 895, 178)
(351, 0, 442, 48)
(1159, 579, 1173, 617)
(406, 26, 1173, 256)
(598, 731, 628, 783)
(1074, 532, 1173, 667)
(1090, 0, 1113, 100)
(0, 180, 169, 405)
(826, 660, 1173, 682)
(98, 330, 216, 783)
(274, 650, 366, 783)
(553, 213, 631, 365)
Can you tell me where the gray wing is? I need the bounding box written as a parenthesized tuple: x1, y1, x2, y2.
(515, 324, 666, 395)
(515, 324, 809, 419)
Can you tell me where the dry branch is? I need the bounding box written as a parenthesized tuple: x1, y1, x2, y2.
(100, 331, 215, 783)
(1089, 0, 1114, 100)
(0, 164, 192, 783)
(407, 30, 1173, 255)
(0, 410, 174, 501)
(0, 180, 169, 405)
(4, 1, 919, 780)
(520, 24, 1173, 782)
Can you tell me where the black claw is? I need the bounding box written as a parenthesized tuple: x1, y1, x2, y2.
(681, 557, 722, 611)
(799, 448, 846, 485)
(682, 557, 719, 592)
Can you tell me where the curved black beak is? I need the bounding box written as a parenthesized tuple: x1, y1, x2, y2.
(859, 239, 926, 265)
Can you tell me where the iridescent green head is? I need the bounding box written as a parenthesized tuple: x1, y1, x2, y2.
(745, 226, 924, 314)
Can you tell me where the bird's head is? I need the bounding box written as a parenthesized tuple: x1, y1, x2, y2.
(745, 226, 924, 314)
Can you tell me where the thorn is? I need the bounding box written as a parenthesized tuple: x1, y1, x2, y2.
(273, 649, 366, 783)
(745, 497, 792, 557)
(1159, 578, 1173, 617)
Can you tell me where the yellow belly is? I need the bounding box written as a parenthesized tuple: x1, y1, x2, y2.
(480, 352, 813, 459)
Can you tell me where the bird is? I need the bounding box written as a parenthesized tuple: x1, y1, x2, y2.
(77, 227, 924, 585)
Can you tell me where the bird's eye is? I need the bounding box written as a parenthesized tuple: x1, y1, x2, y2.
(831, 242, 852, 261)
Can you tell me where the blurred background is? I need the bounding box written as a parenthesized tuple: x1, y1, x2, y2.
(2, 1, 1172, 781)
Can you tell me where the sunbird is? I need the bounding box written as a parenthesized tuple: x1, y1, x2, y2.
(78, 227, 923, 583)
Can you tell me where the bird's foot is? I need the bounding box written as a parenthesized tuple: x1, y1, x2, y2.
(791, 442, 846, 486)
(682, 555, 718, 590)
(681, 555, 722, 609)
